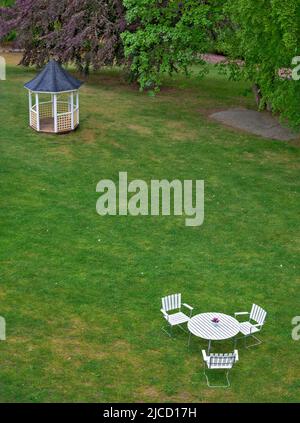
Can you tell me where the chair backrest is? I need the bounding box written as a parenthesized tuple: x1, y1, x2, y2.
(162, 293, 181, 312)
(209, 353, 237, 369)
(250, 304, 267, 326)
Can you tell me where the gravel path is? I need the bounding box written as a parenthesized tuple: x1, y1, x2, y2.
(210, 108, 298, 141)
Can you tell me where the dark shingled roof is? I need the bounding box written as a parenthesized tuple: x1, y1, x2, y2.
(24, 60, 83, 93)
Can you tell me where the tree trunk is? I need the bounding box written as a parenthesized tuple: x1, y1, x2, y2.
(252, 83, 263, 108)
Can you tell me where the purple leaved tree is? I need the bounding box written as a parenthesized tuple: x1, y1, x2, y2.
(0, 0, 127, 72)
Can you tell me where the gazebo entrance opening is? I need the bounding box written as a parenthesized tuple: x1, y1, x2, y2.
(29, 91, 80, 133)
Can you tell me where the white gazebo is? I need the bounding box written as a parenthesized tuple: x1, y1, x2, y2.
(24, 60, 83, 134)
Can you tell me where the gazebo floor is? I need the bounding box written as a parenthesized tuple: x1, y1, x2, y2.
(40, 117, 54, 133)
(30, 118, 78, 134)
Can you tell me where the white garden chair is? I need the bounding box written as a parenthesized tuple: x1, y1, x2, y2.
(235, 304, 267, 348)
(161, 293, 193, 337)
(202, 350, 239, 388)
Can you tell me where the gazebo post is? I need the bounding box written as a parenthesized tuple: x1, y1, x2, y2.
(53, 94, 58, 133)
(70, 92, 74, 130)
(28, 91, 32, 127)
(51, 94, 54, 118)
(76, 92, 79, 123)
(35, 93, 40, 131)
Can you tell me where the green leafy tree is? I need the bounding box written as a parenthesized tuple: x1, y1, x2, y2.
(122, 0, 224, 90)
(225, 0, 300, 128)
(0, 1, 15, 6)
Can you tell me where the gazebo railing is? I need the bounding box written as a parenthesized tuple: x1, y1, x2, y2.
(56, 102, 79, 132)
(30, 99, 79, 133)
(30, 104, 38, 130)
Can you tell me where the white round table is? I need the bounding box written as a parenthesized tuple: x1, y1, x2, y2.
(188, 313, 240, 352)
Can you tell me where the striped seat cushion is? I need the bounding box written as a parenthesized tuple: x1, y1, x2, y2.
(164, 312, 190, 326)
(239, 321, 260, 336)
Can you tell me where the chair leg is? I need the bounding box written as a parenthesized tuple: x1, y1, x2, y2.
(235, 333, 263, 349)
(203, 366, 231, 389)
(245, 334, 262, 349)
(188, 331, 192, 348)
(178, 323, 188, 334)
(225, 371, 231, 388)
(162, 323, 189, 338)
(161, 323, 173, 337)
(233, 337, 237, 349)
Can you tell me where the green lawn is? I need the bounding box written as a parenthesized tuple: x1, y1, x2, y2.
(0, 54, 300, 403)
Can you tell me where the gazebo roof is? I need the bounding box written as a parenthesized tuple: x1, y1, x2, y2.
(24, 60, 83, 93)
